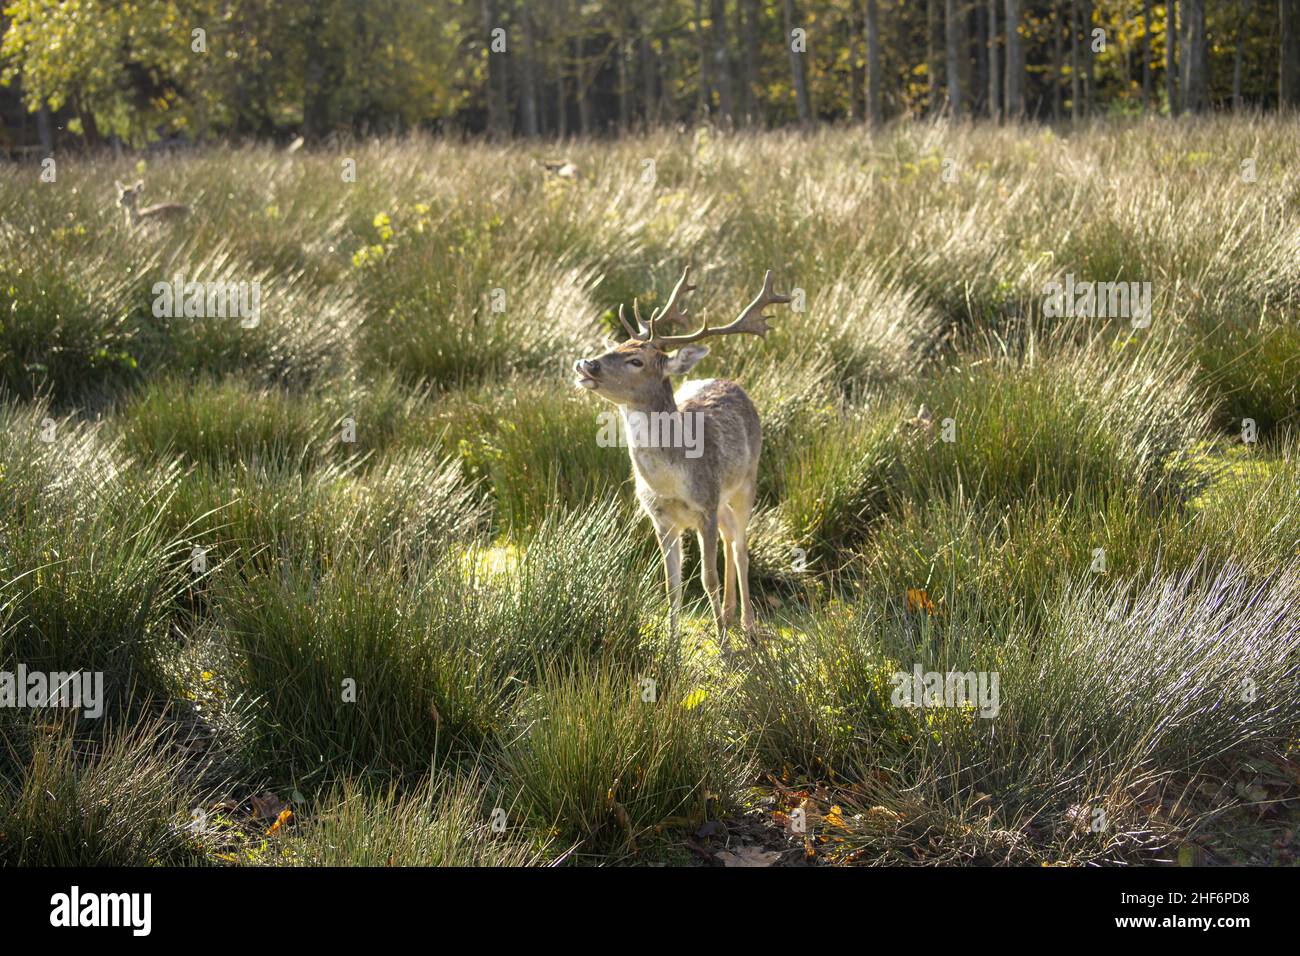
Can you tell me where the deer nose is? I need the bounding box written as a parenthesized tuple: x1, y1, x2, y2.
(579, 359, 600, 376)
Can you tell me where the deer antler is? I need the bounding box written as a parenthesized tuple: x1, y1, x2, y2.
(616, 304, 642, 339)
(647, 267, 696, 339)
(618, 267, 697, 341)
(651, 269, 791, 350)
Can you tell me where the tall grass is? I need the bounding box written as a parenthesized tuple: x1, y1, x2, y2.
(2, 116, 1297, 866)
(215, 500, 652, 789)
(498, 660, 743, 854)
(0, 715, 204, 866)
(734, 559, 1300, 862)
(285, 771, 550, 867)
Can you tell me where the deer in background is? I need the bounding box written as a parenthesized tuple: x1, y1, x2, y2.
(574, 267, 791, 641)
(115, 180, 189, 229)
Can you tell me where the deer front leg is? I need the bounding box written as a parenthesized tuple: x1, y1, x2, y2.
(717, 506, 740, 627)
(654, 524, 683, 638)
(696, 514, 725, 640)
(729, 493, 757, 637)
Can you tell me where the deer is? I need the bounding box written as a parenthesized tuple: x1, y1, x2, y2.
(573, 267, 791, 643)
(115, 180, 189, 229)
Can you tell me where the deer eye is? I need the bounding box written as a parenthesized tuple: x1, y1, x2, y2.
(626, 358, 643, 368)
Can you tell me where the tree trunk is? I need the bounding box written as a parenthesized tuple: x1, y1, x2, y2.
(1282, 0, 1300, 107)
(928, 0, 942, 113)
(847, 6, 860, 121)
(641, 28, 658, 128)
(695, 0, 711, 119)
(783, 0, 812, 123)
(575, 36, 591, 134)
(734, 0, 750, 123)
(36, 104, 53, 154)
(1005, 0, 1022, 118)
(945, 0, 963, 117)
(1232, 2, 1244, 109)
(617, 37, 630, 133)
(710, 0, 735, 125)
(1142, 0, 1152, 108)
(1166, 0, 1179, 114)
(556, 51, 567, 138)
(865, 0, 883, 125)
(1082, 0, 1094, 115)
(988, 0, 1001, 120)
(302, 4, 329, 140)
(1070, 0, 1080, 119)
(519, 5, 539, 136)
(1052, 0, 1064, 118)
(1181, 0, 1207, 112)
(482, 0, 507, 139)
(742, 0, 761, 124)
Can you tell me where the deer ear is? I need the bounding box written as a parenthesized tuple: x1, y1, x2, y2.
(115, 180, 124, 193)
(664, 344, 709, 376)
(133, 180, 144, 191)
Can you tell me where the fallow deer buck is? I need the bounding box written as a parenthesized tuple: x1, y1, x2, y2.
(115, 180, 189, 229)
(574, 267, 791, 641)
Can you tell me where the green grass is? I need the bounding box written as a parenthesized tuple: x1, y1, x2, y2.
(0, 714, 204, 866)
(282, 771, 551, 867)
(497, 660, 743, 855)
(2, 115, 1298, 866)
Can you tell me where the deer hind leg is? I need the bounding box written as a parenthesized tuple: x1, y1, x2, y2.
(654, 524, 683, 638)
(695, 513, 725, 640)
(717, 506, 740, 628)
(726, 491, 756, 635)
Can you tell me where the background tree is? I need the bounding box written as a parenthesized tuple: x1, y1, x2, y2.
(865, 0, 883, 125)
(1283, 0, 1300, 107)
(1005, 0, 1023, 117)
(2, 0, 1296, 148)
(945, 0, 964, 116)
(783, 0, 812, 122)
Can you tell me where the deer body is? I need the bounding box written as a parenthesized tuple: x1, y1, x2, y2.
(628, 378, 761, 636)
(575, 268, 789, 640)
(116, 180, 189, 229)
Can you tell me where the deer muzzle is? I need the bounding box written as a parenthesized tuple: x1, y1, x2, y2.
(574, 358, 600, 389)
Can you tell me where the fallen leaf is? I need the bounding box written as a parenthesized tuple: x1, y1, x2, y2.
(865, 805, 903, 826)
(250, 792, 287, 820)
(695, 819, 726, 839)
(715, 846, 782, 867)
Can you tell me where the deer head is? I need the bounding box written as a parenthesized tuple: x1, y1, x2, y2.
(115, 179, 145, 210)
(573, 267, 791, 407)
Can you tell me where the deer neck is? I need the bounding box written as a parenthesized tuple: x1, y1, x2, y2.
(620, 378, 701, 475)
(620, 377, 678, 418)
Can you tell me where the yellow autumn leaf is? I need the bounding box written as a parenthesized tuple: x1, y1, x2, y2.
(267, 808, 293, 836)
(681, 688, 706, 709)
(906, 588, 935, 615)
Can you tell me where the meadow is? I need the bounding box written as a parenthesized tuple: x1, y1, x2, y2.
(1, 114, 1298, 866)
